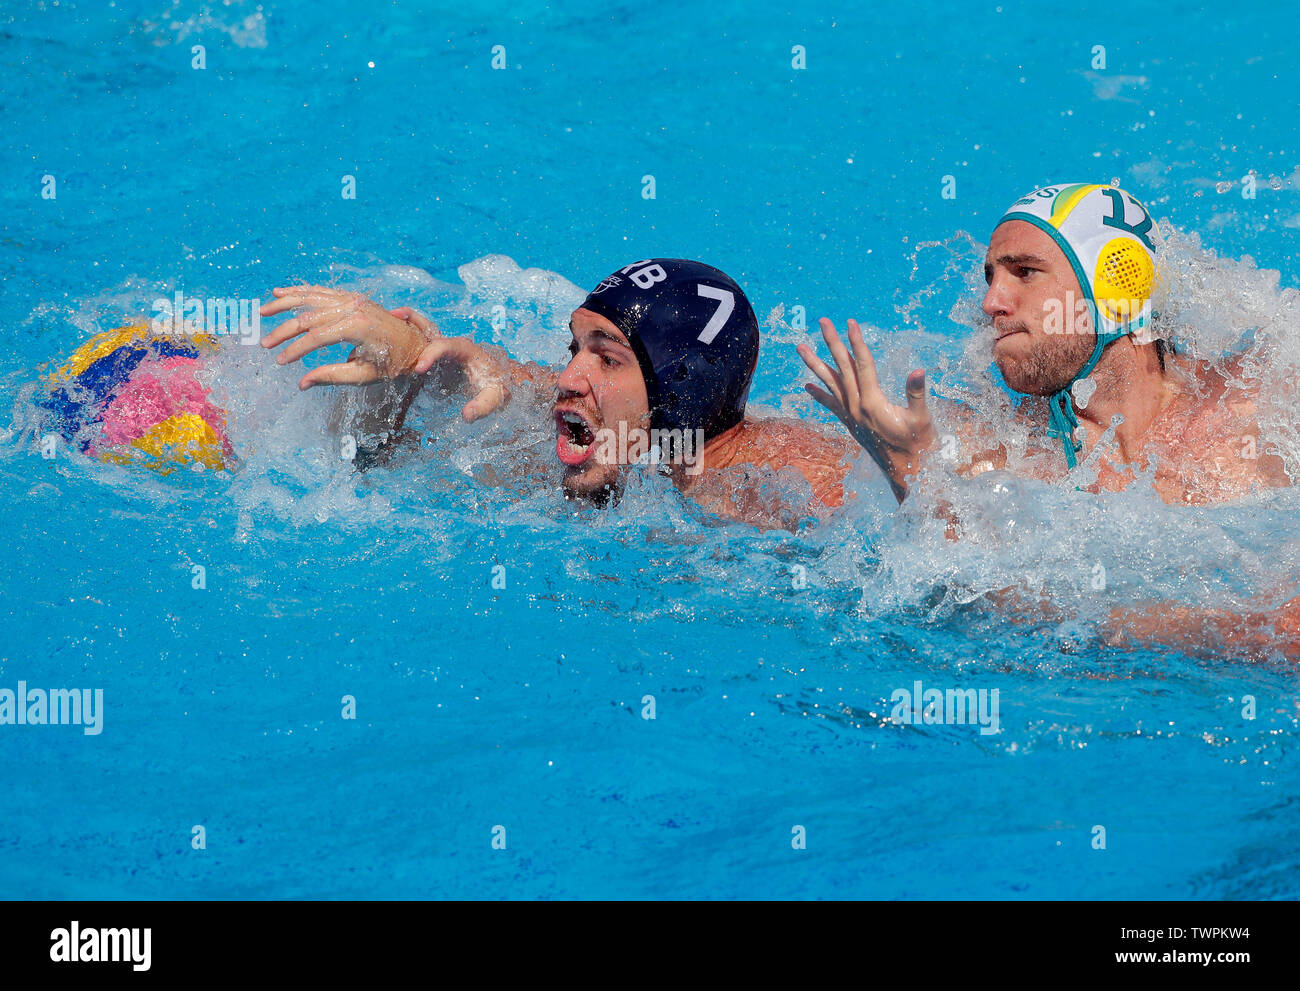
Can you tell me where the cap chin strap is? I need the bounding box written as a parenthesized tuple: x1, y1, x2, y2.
(1046, 328, 1127, 469)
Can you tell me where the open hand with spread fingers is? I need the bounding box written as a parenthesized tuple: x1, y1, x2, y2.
(260, 285, 436, 389)
(796, 317, 937, 501)
(260, 285, 522, 422)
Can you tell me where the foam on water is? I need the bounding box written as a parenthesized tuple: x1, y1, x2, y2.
(138, 0, 269, 50)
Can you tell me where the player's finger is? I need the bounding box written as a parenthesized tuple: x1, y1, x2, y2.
(461, 383, 508, 422)
(796, 341, 847, 410)
(275, 313, 366, 366)
(260, 304, 347, 348)
(413, 336, 476, 375)
(298, 360, 378, 390)
(845, 319, 882, 396)
(820, 319, 860, 411)
(804, 382, 850, 423)
(903, 368, 930, 423)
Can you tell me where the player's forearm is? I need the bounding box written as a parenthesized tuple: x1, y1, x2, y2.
(488, 345, 558, 393)
(387, 373, 427, 434)
(404, 342, 558, 432)
(870, 448, 914, 504)
(329, 375, 425, 463)
(1103, 600, 1299, 660)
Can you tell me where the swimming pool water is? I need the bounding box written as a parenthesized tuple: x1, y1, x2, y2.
(2, 0, 1299, 899)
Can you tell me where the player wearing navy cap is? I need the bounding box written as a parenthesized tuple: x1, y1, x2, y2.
(261, 258, 854, 527)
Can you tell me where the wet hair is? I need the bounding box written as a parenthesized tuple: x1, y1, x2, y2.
(1154, 337, 1174, 372)
(1146, 309, 1174, 372)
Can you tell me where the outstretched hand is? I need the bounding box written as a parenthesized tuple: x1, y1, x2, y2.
(401, 306, 513, 423)
(260, 285, 434, 389)
(260, 286, 513, 421)
(796, 317, 937, 497)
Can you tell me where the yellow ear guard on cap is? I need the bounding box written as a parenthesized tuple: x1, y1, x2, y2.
(1094, 237, 1156, 326)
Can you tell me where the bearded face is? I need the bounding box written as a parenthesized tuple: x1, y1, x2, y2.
(982, 220, 1096, 396)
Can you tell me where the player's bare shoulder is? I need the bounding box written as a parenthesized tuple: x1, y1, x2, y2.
(1148, 354, 1291, 502)
(742, 415, 855, 461)
(732, 416, 858, 508)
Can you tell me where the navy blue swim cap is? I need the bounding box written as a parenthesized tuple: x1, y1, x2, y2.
(578, 259, 759, 441)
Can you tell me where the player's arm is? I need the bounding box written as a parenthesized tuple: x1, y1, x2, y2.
(1100, 595, 1300, 661)
(260, 285, 558, 428)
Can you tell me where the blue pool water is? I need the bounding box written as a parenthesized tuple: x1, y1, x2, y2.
(2, 0, 1299, 898)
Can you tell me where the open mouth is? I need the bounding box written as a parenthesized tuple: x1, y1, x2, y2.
(554, 407, 598, 467)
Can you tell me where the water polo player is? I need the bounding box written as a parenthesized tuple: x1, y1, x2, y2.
(260, 259, 855, 527)
(798, 182, 1291, 506)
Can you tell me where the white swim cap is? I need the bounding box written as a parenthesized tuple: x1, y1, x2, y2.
(997, 183, 1162, 344)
